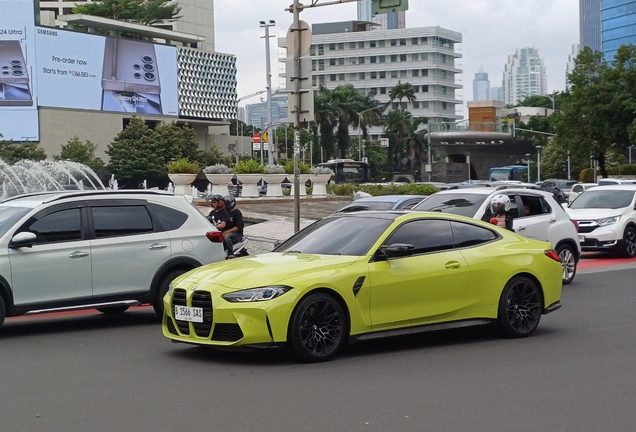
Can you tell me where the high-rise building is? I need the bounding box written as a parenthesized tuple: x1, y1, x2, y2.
(279, 21, 463, 136)
(602, 0, 636, 61)
(38, 0, 216, 52)
(566, 44, 581, 90)
(580, 0, 602, 52)
(502, 47, 547, 106)
(472, 68, 490, 101)
(357, 0, 406, 30)
(490, 87, 504, 102)
(245, 91, 289, 129)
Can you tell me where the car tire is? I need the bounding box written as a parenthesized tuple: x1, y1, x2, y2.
(0, 295, 5, 330)
(557, 244, 577, 285)
(497, 276, 542, 338)
(621, 226, 636, 258)
(96, 306, 130, 315)
(288, 293, 347, 363)
(153, 270, 185, 318)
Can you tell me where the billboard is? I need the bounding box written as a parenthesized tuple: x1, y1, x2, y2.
(0, 0, 39, 141)
(35, 28, 179, 116)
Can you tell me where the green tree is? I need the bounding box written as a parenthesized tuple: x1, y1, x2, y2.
(314, 86, 337, 159)
(229, 120, 259, 137)
(106, 116, 165, 185)
(153, 122, 199, 164)
(73, 0, 181, 26)
(54, 136, 105, 172)
(388, 81, 416, 108)
(198, 145, 232, 168)
(0, 136, 47, 164)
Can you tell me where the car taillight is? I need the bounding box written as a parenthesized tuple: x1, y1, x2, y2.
(545, 249, 561, 262)
(570, 219, 579, 231)
(206, 231, 224, 243)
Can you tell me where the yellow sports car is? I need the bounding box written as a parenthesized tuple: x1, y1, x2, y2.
(162, 211, 563, 362)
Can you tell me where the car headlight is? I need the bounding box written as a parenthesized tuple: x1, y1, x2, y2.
(596, 216, 620, 226)
(222, 286, 292, 302)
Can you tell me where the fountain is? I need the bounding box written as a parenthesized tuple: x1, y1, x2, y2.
(0, 159, 107, 199)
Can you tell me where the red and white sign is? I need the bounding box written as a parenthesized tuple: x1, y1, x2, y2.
(252, 133, 261, 151)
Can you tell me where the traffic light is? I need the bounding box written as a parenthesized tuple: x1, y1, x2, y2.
(372, 0, 409, 14)
(562, 160, 568, 172)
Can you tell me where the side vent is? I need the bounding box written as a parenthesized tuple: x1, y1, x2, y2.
(352, 276, 366, 297)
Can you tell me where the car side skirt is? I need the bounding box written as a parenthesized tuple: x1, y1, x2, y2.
(349, 319, 494, 343)
(544, 301, 562, 314)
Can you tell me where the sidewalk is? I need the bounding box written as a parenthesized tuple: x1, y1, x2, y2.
(194, 196, 351, 253)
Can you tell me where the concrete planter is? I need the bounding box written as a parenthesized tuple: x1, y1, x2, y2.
(290, 174, 311, 196)
(168, 173, 197, 195)
(236, 174, 262, 198)
(205, 173, 235, 197)
(262, 174, 288, 197)
(309, 174, 332, 197)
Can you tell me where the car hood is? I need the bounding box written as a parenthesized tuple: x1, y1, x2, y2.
(178, 252, 360, 289)
(565, 207, 625, 220)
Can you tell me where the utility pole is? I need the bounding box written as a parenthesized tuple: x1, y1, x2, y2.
(260, 20, 276, 166)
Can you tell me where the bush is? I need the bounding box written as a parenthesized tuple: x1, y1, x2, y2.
(234, 159, 265, 174)
(327, 183, 358, 196)
(264, 164, 285, 174)
(579, 168, 594, 182)
(620, 164, 636, 175)
(310, 166, 335, 175)
(283, 160, 310, 174)
(203, 163, 232, 174)
(326, 182, 439, 197)
(167, 158, 200, 174)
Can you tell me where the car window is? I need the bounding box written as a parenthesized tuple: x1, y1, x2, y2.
(413, 193, 487, 217)
(451, 221, 498, 248)
(25, 208, 82, 243)
(572, 185, 583, 193)
(569, 190, 635, 209)
(92, 206, 153, 238)
(384, 219, 454, 254)
(274, 215, 393, 256)
(519, 195, 551, 217)
(396, 198, 425, 210)
(336, 201, 395, 213)
(0, 206, 31, 237)
(149, 203, 188, 231)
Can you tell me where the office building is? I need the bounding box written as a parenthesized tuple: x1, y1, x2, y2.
(357, 0, 406, 30)
(490, 86, 504, 102)
(602, 0, 636, 61)
(279, 21, 463, 136)
(473, 68, 490, 101)
(580, 0, 602, 51)
(566, 43, 581, 90)
(245, 91, 289, 129)
(502, 47, 547, 106)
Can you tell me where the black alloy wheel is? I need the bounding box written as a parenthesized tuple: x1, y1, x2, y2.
(288, 293, 347, 363)
(497, 276, 542, 338)
(622, 226, 636, 258)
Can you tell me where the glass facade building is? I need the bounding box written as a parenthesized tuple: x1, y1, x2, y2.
(580, 0, 602, 51)
(602, 0, 636, 61)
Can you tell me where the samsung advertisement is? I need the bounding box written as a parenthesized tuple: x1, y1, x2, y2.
(0, 0, 39, 141)
(0, 0, 180, 141)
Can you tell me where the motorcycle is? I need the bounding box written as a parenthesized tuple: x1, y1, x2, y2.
(227, 235, 249, 259)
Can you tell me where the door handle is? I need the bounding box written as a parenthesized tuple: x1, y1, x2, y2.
(445, 261, 461, 270)
(549, 219, 556, 223)
(69, 251, 89, 259)
(149, 243, 168, 250)
(517, 226, 526, 231)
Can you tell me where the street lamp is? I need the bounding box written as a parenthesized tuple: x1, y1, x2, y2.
(525, 153, 531, 182)
(235, 90, 266, 161)
(536, 145, 542, 182)
(260, 20, 276, 165)
(357, 105, 383, 161)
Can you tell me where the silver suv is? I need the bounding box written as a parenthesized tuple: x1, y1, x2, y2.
(0, 190, 225, 329)
(414, 188, 581, 284)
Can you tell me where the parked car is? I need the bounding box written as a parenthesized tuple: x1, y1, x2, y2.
(0, 190, 226, 330)
(568, 183, 597, 203)
(162, 211, 563, 362)
(413, 188, 581, 284)
(597, 178, 636, 186)
(333, 195, 428, 213)
(259, 182, 292, 196)
(565, 185, 636, 257)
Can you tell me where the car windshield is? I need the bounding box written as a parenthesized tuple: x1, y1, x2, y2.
(413, 193, 487, 217)
(274, 215, 393, 256)
(336, 201, 395, 213)
(569, 190, 635, 209)
(557, 180, 578, 191)
(0, 206, 32, 237)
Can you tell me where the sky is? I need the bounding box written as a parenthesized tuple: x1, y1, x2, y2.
(214, 0, 580, 110)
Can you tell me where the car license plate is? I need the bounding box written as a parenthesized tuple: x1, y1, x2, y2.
(578, 234, 585, 243)
(174, 305, 203, 323)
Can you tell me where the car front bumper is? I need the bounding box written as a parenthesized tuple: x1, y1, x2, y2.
(576, 224, 623, 252)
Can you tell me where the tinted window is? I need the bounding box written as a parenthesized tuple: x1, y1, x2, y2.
(396, 198, 426, 209)
(0, 206, 31, 237)
(569, 190, 635, 209)
(414, 193, 487, 217)
(571, 185, 583, 193)
(275, 215, 393, 256)
(92, 206, 153, 238)
(385, 219, 454, 254)
(519, 195, 551, 216)
(27, 208, 82, 243)
(451, 221, 497, 248)
(336, 201, 395, 213)
(150, 203, 188, 231)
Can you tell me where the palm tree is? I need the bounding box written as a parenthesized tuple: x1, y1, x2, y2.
(330, 84, 361, 158)
(388, 81, 416, 110)
(313, 86, 337, 159)
(383, 109, 412, 178)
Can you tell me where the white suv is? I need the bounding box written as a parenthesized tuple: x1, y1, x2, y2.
(566, 185, 636, 257)
(414, 188, 581, 284)
(0, 190, 225, 330)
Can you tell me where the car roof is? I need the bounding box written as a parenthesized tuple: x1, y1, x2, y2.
(583, 184, 636, 190)
(349, 195, 428, 203)
(331, 209, 498, 225)
(0, 189, 176, 206)
(431, 187, 556, 199)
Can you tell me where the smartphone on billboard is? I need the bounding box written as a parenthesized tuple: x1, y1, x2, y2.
(101, 37, 162, 112)
(0, 40, 33, 106)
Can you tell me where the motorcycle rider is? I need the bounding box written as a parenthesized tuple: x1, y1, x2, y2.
(223, 195, 247, 256)
(484, 194, 514, 231)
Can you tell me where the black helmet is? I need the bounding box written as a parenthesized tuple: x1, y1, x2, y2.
(211, 194, 224, 203)
(224, 195, 236, 209)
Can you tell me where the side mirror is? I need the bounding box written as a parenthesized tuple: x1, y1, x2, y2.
(9, 232, 38, 249)
(378, 243, 415, 260)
